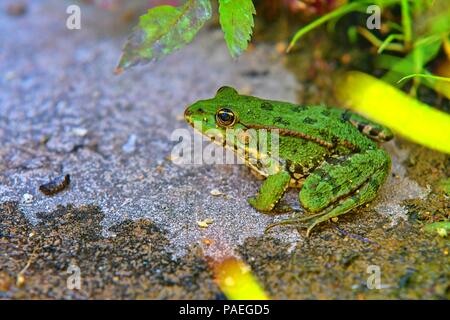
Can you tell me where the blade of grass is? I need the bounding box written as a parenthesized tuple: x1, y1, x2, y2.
(398, 73, 450, 83)
(412, 71, 450, 99)
(287, 1, 361, 52)
(401, 0, 412, 49)
(378, 34, 404, 53)
(382, 37, 442, 85)
(326, 7, 368, 34)
(287, 0, 402, 52)
(357, 27, 405, 52)
(347, 26, 358, 44)
(386, 21, 404, 33)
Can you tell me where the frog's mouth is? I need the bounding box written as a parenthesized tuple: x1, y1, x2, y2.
(191, 121, 228, 147)
(183, 107, 193, 122)
(186, 114, 283, 177)
(184, 111, 227, 147)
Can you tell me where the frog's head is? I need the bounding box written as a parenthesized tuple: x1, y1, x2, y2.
(184, 86, 252, 140)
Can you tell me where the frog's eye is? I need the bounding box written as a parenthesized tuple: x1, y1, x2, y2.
(215, 108, 237, 127)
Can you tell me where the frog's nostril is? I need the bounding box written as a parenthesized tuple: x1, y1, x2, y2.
(184, 108, 192, 119)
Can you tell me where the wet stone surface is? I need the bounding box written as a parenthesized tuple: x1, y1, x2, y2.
(0, 0, 300, 260)
(0, 0, 449, 299)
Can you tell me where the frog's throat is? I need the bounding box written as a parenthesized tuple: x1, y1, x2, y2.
(241, 123, 335, 149)
(190, 125, 284, 178)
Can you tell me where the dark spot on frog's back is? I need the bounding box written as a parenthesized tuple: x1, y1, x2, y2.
(369, 128, 381, 136)
(303, 117, 317, 124)
(291, 105, 307, 113)
(341, 110, 351, 122)
(286, 160, 302, 173)
(260, 102, 273, 111)
(321, 110, 331, 116)
(314, 168, 332, 181)
(274, 117, 290, 126)
(326, 154, 350, 165)
(357, 123, 366, 131)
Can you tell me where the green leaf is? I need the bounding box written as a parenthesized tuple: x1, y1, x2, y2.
(219, 0, 255, 58)
(382, 37, 443, 85)
(117, 0, 212, 72)
(287, 0, 402, 51)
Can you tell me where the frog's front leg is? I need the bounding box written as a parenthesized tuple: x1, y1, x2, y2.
(266, 149, 390, 236)
(248, 171, 291, 212)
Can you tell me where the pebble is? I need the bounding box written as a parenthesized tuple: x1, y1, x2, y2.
(122, 134, 137, 154)
(202, 239, 213, 246)
(210, 189, 223, 196)
(197, 221, 209, 228)
(197, 218, 214, 228)
(22, 193, 34, 204)
(16, 275, 25, 287)
(72, 127, 88, 137)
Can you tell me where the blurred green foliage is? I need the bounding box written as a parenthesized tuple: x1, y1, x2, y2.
(117, 0, 255, 72)
(289, 0, 450, 99)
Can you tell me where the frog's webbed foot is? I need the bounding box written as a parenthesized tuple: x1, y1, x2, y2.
(265, 211, 325, 236)
(267, 149, 391, 236)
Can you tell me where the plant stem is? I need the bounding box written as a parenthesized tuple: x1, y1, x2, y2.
(357, 27, 405, 52)
(287, 2, 361, 52)
(401, 0, 413, 50)
(378, 34, 405, 53)
(287, 0, 403, 52)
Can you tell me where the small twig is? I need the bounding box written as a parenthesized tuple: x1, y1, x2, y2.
(16, 247, 38, 286)
(357, 27, 405, 53)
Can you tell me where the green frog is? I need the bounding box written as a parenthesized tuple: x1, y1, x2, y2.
(184, 86, 393, 236)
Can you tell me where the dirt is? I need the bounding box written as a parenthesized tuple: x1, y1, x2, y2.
(0, 202, 221, 299)
(0, 0, 449, 300)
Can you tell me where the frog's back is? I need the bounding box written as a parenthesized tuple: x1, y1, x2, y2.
(237, 95, 381, 152)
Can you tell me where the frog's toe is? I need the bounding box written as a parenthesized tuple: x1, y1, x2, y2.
(248, 197, 271, 212)
(264, 211, 325, 233)
(270, 202, 301, 215)
(305, 220, 322, 237)
(247, 197, 261, 210)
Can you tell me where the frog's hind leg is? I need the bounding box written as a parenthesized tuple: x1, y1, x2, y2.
(248, 171, 291, 212)
(303, 167, 388, 236)
(266, 149, 390, 236)
(342, 110, 393, 142)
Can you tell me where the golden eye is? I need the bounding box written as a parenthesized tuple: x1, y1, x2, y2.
(215, 108, 237, 127)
